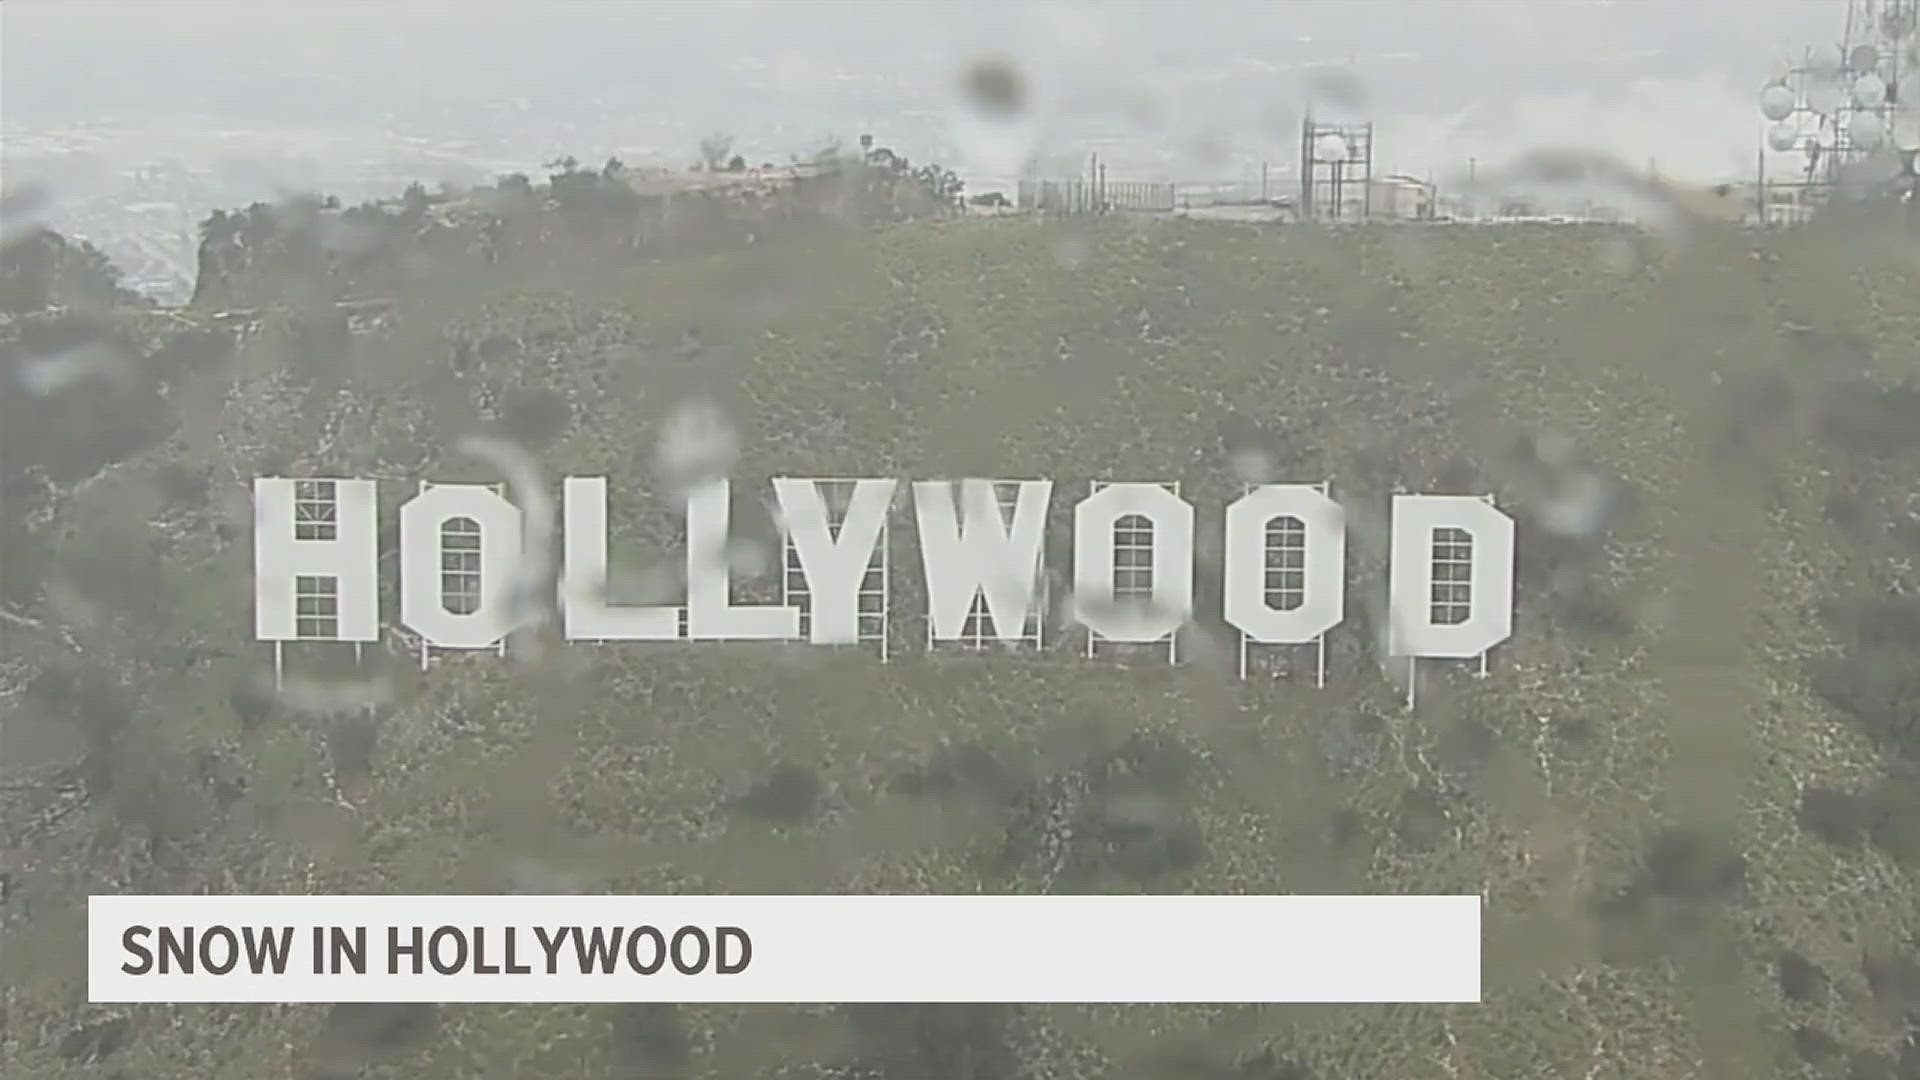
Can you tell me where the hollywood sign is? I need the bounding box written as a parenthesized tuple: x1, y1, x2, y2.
(253, 477, 1515, 687)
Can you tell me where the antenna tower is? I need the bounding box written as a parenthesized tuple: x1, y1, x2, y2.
(1758, 0, 1919, 221)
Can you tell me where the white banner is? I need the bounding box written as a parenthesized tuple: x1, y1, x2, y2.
(90, 894, 1479, 1004)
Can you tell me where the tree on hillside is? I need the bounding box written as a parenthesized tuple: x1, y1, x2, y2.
(916, 163, 964, 203)
(0, 228, 142, 315)
(191, 212, 239, 307)
(239, 202, 278, 246)
(197, 209, 241, 244)
(496, 173, 536, 200)
(849, 139, 965, 209)
(400, 182, 432, 219)
(550, 160, 637, 219)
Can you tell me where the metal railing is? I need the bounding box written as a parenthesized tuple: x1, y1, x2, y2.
(1017, 179, 1176, 214)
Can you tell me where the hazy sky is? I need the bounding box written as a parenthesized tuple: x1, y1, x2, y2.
(0, 1, 1865, 190)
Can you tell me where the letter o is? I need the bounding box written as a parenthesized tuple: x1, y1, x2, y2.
(201, 926, 238, 975)
(671, 927, 712, 974)
(626, 926, 667, 974)
(429, 926, 468, 975)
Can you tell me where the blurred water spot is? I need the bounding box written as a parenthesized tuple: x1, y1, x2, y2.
(1596, 236, 1641, 277)
(605, 559, 685, 606)
(1229, 447, 1280, 484)
(1305, 67, 1369, 126)
(1636, 592, 1675, 635)
(502, 855, 591, 894)
(1383, 228, 1439, 283)
(0, 183, 52, 249)
(1537, 471, 1624, 540)
(313, 214, 383, 258)
(43, 578, 101, 631)
(1179, 620, 1235, 678)
(1071, 589, 1194, 630)
(1536, 433, 1577, 469)
(744, 286, 799, 323)
(962, 57, 1027, 121)
(654, 397, 741, 500)
(1185, 130, 1232, 168)
(14, 342, 135, 396)
(1483, 149, 1698, 238)
(1051, 235, 1091, 270)
(455, 434, 556, 655)
(1367, 587, 1414, 694)
(1831, 146, 1911, 201)
(274, 674, 394, 718)
(725, 537, 773, 581)
(952, 56, 1044, 179)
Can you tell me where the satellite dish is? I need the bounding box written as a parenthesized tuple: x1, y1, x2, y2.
(1760, 82, 1797, 121)
(1849, 111, 1887, 149)
(1312, 133, 1349, 163)
(1850, 44, 1881, 73)
(1883, 9, 1914, 39)
(1808, 44, 1846, 80)
(1854, 72, 1888, 108)
(1768, 121, 1802, 152)
(1891, 108, 1920, 152)
(1808, 81, 1844, 114)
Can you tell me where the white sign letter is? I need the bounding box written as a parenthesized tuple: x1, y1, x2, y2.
(1224, 484, 1346, 643)
(253, 478, 378, 643)
(686, 480, 800, 641)
(1073, 484, 1194, 643)
(773, 478, 896, 645)
(1388, 495, 1516, 658)
(913, 480, 1051, 643)
(560, 477, 679, 641)
(398, 484, 524, 649)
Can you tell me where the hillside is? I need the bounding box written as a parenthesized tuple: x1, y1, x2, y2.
(5, 202, 1920, 1079)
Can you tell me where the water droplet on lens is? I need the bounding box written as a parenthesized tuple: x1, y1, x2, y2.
(962, 57, 1027, 121)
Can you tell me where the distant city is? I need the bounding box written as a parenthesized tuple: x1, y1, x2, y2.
(3, 0, 1901, 305)
(3, 118, 558, 304)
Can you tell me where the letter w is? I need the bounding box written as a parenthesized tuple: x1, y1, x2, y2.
(913, 480, 1050, 643)
(244, 926, 294, 974)
(572, 927, 622, 974)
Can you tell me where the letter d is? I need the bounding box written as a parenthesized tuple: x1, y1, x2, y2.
(1387, 494, 1515, 659)
(716, 927, 752, 974)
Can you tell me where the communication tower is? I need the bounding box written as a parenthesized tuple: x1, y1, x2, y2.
(1299, 110, 1375, 222)
(1758, 0, 1920, 221)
